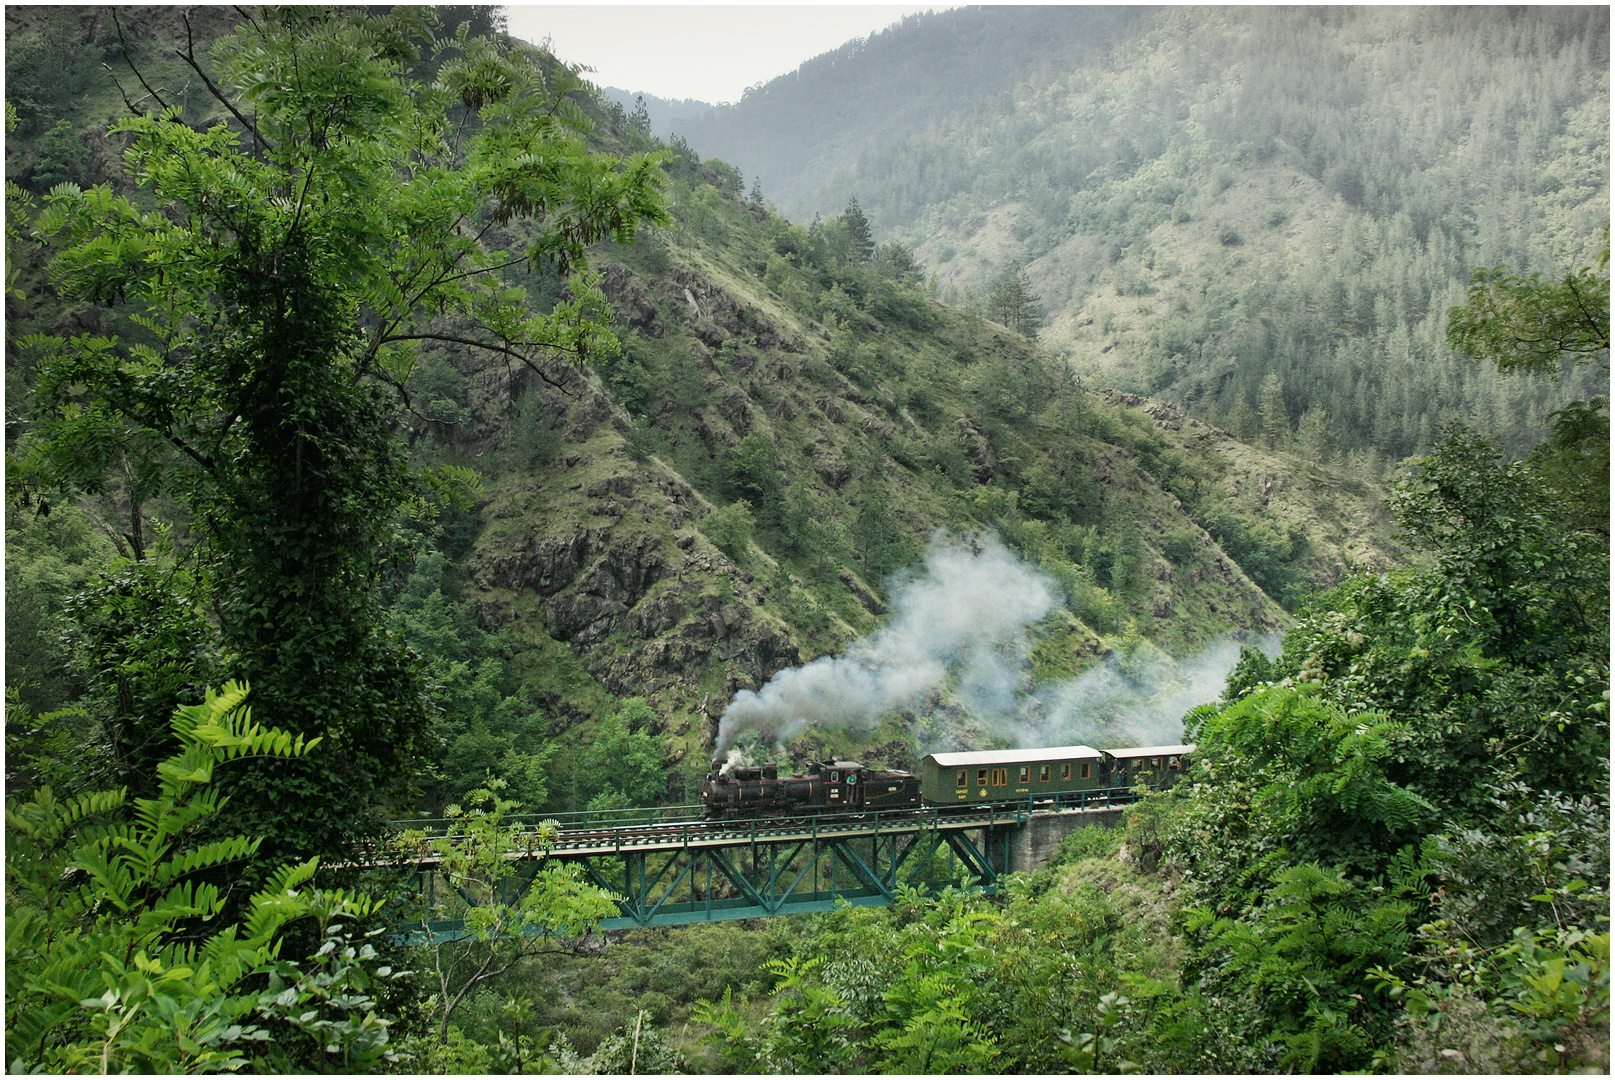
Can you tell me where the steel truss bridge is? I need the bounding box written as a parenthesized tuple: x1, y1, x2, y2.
(386, 788, 1139, 938)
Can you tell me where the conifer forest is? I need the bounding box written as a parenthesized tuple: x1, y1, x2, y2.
(5, 5, 1608, 1073)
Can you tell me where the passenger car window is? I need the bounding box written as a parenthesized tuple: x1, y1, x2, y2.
(977, 769, 988, 785)
(1080, 762, 1091, 780)
(1018, 766, 1030, 783)
(1039, 765, 1050, 782)
(956, 770, 968, 786)
(1060, 763, 1071, 780)
(991, 769, 1007, 786)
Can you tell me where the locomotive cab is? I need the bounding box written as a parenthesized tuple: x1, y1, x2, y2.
(821, 760, 862, 808)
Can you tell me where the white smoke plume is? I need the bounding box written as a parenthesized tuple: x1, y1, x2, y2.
(715, 747, 755, 776)
(999, 635, 1282, 751)
(716, 530, 1283, 756)
(715, 533, 1057, 753)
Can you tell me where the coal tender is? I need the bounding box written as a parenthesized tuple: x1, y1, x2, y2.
(700, 759, 923, 819)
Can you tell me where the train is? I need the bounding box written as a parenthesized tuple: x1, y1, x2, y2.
(700, 742, 1193, 819)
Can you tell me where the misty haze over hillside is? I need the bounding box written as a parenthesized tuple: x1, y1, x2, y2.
(651, 4, 1608, 465)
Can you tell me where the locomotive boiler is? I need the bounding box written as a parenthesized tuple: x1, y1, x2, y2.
(700, 759, 922, 818)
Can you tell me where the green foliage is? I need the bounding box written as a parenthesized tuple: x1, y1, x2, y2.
(1527, 396, 1610, 537)
(1447, 241, 1611, 376)
(1187, 862, 1414, 1071)
(841, 198, 874, 264)
(2, 500, 114, 717)
(1389, 423, 1606, 664)
(1375, 924, 1610, 1073)
(1263, 423, 1609, 810)
(401, 783, 621, 1043)
(1219, 644, 1277, 702)
(1180, 686, 1436, 876)
(390, 546, 550, 814)
(27, 120, 92, 191)
(685, 6, 1607, 462)
(20, 7, 667, 859)
(704, 499, 758, 564)
(586, 1010, 686, 1075)
(1422, 783, 1610, 951)
(60, 558, 218, 798)
(519, 921, 792, 1065)
(574, 698, 668, 811)
(849, 492, 914, 579)
(1256, 372, 1289, 451)
(1157, 304, 1610, 1065)
(5, 682, 402, 1073)
(4, 11, 106, 136)
(725, 433, 784, 529)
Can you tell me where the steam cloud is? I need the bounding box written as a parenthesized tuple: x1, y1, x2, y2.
(716, 531, 1280, 756)
(716, 534, 1057, 753)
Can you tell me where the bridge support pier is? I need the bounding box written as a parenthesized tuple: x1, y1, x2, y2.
(1002, 807, 1126, 874)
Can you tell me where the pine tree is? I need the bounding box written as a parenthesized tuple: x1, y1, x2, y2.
(1227, 394, 1257, 442)
(1258, 372, 1290, 450)
(988, 262, 1045, 337)
(1296, 405, 1334, 462)
(842, 197, 874, 263)
(629, 94, 651, 133)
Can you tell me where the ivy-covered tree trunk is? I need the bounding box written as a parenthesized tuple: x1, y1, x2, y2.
(22, 7, 667, 860)
(199, 252, 426, 853)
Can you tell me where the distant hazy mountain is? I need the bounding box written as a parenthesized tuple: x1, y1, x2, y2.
(598, 87, 717, 140)
(668, 6, 1150, 221)
(662, 5, 1609, 462)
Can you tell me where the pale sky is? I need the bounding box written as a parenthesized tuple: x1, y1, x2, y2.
(503, 6, 951, 104)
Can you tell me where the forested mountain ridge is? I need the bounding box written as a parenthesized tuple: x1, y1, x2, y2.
(4, 4, 1406, 813)
(668, 5, 1610, 464)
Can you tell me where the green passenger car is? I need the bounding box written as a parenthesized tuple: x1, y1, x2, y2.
(919, 745, 1106, 803)
(1103, 744, 1194, 789)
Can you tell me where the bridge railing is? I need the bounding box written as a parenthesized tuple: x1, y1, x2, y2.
(389, 787, 1149, 845)
(391, 803, 707, 838)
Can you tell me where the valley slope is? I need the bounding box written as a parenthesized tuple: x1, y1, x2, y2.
(665, 5, 1610, 463)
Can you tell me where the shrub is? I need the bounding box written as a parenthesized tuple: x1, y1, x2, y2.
(705, 500, 757, 563)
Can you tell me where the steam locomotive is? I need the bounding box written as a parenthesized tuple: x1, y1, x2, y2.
(700, 743, 1193, 819)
